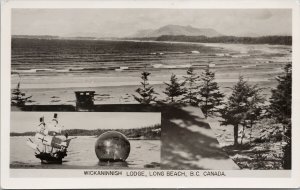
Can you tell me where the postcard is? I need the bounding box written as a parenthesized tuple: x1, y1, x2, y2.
(1, 0, 300, 188)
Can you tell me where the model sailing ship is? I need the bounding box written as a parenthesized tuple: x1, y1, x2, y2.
(26, 113, 76, 164)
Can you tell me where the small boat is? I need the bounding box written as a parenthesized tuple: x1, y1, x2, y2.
(26, 113, 76, 164)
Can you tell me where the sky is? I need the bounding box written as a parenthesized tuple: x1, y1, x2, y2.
(12, 9, 292, 37)
(11, 112, 161, 133)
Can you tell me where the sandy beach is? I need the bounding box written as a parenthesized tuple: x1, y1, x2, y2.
(11, 39, 291, 105)
(16, 80, 278, 106)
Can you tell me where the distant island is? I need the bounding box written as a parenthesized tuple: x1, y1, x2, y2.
(131, 24, 223, 38)
(12, 35, 60, 39)
(10, 124, 161, 140)
(12, 34, 292, 46)
(12, 24, 292, 45)
(12, 35, 98, 41)
(126, 35, 292, 45)
(124, 24, 291, 45)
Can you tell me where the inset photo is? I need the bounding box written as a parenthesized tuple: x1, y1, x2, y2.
(10, 112, 161, 170)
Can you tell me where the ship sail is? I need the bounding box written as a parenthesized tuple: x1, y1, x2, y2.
(26, 113, 75, 164)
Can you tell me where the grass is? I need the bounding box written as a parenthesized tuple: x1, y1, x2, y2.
(216, 118, 286, 170)
(223, 142, 284, 170)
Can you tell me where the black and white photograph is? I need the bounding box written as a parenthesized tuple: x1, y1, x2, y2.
(10, 112, 161, 169)
(1, 0, 299, 188)
(10, 8, 292, 170)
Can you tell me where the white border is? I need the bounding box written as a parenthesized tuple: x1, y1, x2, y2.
(1, 0, 300, 188)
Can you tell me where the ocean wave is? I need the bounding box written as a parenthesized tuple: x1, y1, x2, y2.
(12, 68, 66, 73)
(12, 64, 196, 74)
(152, 64, 191, 69)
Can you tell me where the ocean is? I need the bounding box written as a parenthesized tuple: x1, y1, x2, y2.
(10, 136, 161, 169)
(11, 38, 291, 104)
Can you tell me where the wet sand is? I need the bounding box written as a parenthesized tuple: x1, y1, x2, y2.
(11, 41, 291, 105)
(17, 79, 276, 106)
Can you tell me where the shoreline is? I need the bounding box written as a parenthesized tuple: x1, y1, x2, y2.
(11, 80, 276, 106)
(11, 40, 290, 105)
(11, 76, 276, 90)
(13, 36, 293, 47)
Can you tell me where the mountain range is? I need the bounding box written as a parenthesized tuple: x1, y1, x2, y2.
(131, 25, 223, 38)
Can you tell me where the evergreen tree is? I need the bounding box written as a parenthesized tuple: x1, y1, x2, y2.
(198, 67, 224, 118)
(241, 88, 265, 144)
(182, 67, 200, 105)
(11, 82, 32, 106)
(269, 63, 292, 169)
(164, 73, 186, 103)
(220, 76, 264, 146)
(133, 71, 157, 104)
(282, 122, 291, 169)
(269, 63, 292, 126)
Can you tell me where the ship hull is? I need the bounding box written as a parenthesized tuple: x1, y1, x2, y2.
(35, 151, 67, 164)
(40, 159, 62, 164)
